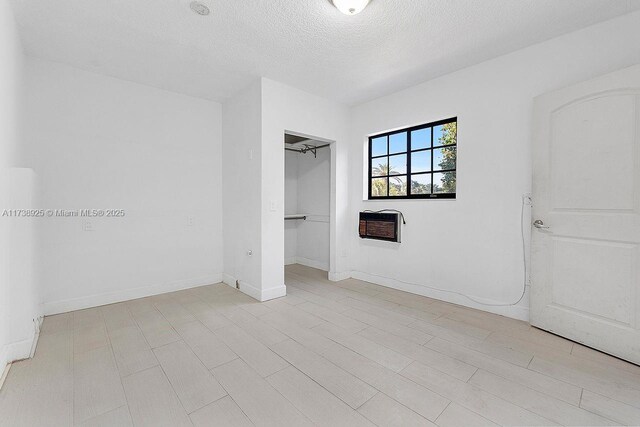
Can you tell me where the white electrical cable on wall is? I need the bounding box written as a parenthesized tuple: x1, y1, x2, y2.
(363, 196, 529, 307)
(467, 196, 528, 306)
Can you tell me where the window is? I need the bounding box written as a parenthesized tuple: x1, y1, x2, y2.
(368, 117, 457, 199)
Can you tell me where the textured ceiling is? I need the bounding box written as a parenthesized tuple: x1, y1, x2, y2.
(10, 0, 640, 104)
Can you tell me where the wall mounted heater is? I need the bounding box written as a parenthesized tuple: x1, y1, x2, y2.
(359, 211, 401, 243)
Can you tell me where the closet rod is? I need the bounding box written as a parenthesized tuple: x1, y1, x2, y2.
(285, 215, 306, 220)
(285, 143, 330, 158)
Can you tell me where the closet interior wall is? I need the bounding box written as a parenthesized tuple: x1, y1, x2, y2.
(284, 143, 330, 271)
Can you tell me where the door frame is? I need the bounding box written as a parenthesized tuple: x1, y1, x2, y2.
(283, 130, 337, 276)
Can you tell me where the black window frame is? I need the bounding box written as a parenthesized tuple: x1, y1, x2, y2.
(368, 117, 457, 200)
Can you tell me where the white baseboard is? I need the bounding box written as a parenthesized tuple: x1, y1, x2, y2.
(239, 279, 262, 301)
(223, 273, 286, 302)
(290, 257, 329, 272)
(328, 270, 352, 282)
(261, 285, 287, 301)
(222, 273, 237, 288)
(1, 333, 35, 369)
(0, 362, 10, 391)
(0, 348, 8, 387)
(284, 257, 297, 266)
(0, 316, 43, 391)
(0, 337, 31, 391)
(30, 316, 44, 359)
(350, 271, 529, 321)
(42, 273, 224, 315)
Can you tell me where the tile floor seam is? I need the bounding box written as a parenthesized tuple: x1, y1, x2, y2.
(433, 400, 452, 424)
(101, 312, 131, 426)
(5, 266, 640, 427)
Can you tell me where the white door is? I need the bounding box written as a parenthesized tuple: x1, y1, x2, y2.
(531, 65, 640, 365)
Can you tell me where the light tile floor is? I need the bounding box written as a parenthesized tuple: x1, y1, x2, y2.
(1, 264, 639, 426)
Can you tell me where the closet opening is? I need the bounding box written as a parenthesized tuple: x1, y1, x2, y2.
(284, 132, 332, 277)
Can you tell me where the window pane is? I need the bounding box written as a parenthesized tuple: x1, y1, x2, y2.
(368, 119, 456, 200)
(411, 150, 431, 173)
(371, 158, 388, 177)
(433, 172, 456, 193)
(411, 128, 430, 150)
(371, 136, 387, 157)
(389, 132, 407, 154)
(371, 177, 388, 197)
(389, 175, 407, 196)
(411, 173, 432, 195)
(388, 154, 407, 175)
(433, 122, 457, 146)
(433, 146, 456, 171)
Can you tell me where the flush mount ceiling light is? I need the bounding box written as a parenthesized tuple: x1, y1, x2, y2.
(332, 0, 370, 15)
(189, 1, 210, 16)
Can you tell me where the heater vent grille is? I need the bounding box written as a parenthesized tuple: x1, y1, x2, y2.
(359, 212, 401, 242)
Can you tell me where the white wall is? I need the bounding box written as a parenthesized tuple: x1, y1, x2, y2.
(222, 80, 263, 299)
(3, 7, 638, 346)
(0, 3, 22, 170)
(0, 1, 40, 369)
(284, 150, 298, 264)
(0, 170, 40, 366)
(23, 58, 224, 315)
(261, 78, 351, 298)
(284, 146, 331, 270)
(296, 146, 330, 270)
(348, 11, 640, 320)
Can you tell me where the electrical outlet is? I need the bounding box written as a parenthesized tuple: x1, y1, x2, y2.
(187, 216, 194, 226)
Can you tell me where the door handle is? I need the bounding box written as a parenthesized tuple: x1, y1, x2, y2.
(533, 219, 549, 229)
